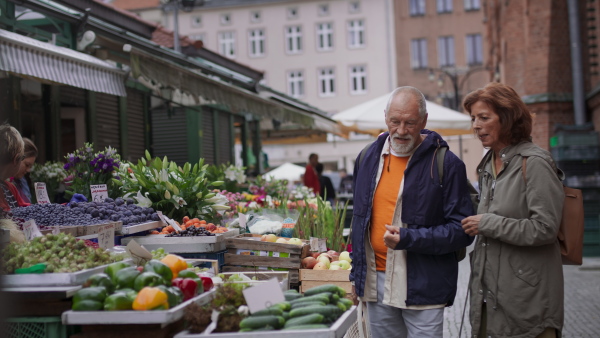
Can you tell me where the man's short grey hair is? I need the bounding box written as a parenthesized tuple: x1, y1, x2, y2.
(384, 86, 427, 119)
(0, 123, 24, 166)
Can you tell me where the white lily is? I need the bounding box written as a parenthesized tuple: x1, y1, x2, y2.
(159, 169, 169, 182)
(172, 195, 187, 209)
(134, 191, 153, 208)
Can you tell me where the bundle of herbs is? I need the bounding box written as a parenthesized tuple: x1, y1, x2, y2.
(293, 197, 350, 252)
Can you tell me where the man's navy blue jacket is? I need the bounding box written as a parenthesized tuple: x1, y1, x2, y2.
(349, 130, 474, 306)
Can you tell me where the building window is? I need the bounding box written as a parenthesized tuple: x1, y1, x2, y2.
(410, 38, 428, 69)
(437, 0, 452, 13)
(349, 2, 361, 13)
(316, 22, 333, 51)
(218, 31, 235, 58)
(287, 70, 304, 98)
(288, 7, 299, 19)
(250, 11, 261, 23)
(409, 0, 426, 16)
(220, 13, 231, 25)
(464, 0, 481, 11)
(248, 29, 265, 57)
(191, 16, 202, 28)
(318, 67, 335, 97)
(285, 25, 302, 54)
(347, 19, 365, 48)
(350, 65, 367, 94)
(318, 4, 329, 16)
(466, 33, 483, 65)
(189, 33, 205, 43)
(437, 36, 455, 67)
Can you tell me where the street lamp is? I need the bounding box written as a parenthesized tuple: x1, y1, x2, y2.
(427, 66, 498, 111)
(160, 0, 206, 53)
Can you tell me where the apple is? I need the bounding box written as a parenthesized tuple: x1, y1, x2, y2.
(287, 238, 303, 246)
(339, 251, 352, 263)
(313, 262, 328, 270)
(316, 255, 331, 269)
(302, 257, 317, 269)
(260, 235, 268, 242)
(317, 253, 332, 262)
(327, 250, 340, 261)
(276, 237, 288, 244)
(329, 264, 341, 270)
(265, 234, 278, 243)
(338, 260, 351, 270)
(311, 252, 321, 259)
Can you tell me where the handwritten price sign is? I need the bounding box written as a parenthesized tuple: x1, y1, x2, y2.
(34, 182, 51, 204)
(23, 219, 44, 241)
(97, 223, 115, 249)
(90, 184, 109, 203)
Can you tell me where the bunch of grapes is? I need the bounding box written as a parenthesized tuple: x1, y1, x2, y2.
(1, 233, 125, 274)
(151, 247, 167, 260)
(166, 226, 215, 237)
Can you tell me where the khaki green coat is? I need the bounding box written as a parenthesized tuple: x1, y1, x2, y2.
(469, 141, 564, 338)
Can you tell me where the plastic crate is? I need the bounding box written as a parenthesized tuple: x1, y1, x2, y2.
(550, 132, 599, 147)
(175, 249, 226, 270)
(551, 145, 600, 161)
(1, 317, 79, 338)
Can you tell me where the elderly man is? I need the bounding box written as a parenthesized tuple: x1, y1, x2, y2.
(0, 123, 28, 211)
(349, 87, 474, 338)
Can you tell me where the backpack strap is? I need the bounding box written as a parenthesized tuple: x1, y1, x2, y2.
(436, 146, 447, 185)
(358, 141, 374, 167)
(522, 157, 527, 183)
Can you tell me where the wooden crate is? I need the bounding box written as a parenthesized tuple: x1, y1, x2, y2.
(77, 221, 123, 236)
(299, 269, 352, 295)
(40, 226, 80, 237)
(222, 234, 310, 285)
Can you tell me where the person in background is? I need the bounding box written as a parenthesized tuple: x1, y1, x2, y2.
(0, 124, 29, 211)
(303, 153, 320, 196)
(349, 87, 474, 338)
(338, 168, 353, 194)
(315, 163, 336, 204)
(461, 82, 564, 337)
(11, 138, 37, 203)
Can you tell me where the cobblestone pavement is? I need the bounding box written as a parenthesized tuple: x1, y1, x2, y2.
(444, 244, 600, 337)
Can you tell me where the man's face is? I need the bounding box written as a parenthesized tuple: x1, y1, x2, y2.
(385, 94, 428, 154)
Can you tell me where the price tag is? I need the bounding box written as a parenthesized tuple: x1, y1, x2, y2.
(156, 211, 168, 225)
(90, 184, 109, 203)
(34, 182, 51, 204)
(23, 219, 44, 241)
(126, 239, 153, 266)
(319, 238, 328, 252)
(97, 223, 115, 249)
(243, 278, 285, 314)
(163, 215, 182, 232)
(310, 237, 320, 252)
(238, 213, 247, 231)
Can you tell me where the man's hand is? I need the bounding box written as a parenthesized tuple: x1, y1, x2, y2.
(383, 225, 400, 249)
(351, 285, 358, 305)
(461, 214, 482, 236)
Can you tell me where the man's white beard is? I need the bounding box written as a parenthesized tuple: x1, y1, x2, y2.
(390, 133, 416, 155)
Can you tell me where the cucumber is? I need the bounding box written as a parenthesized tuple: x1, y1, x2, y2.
(285, 293, 303, 301)
(284, 313, 325, 328)
(289, 304, 341, 323)
(284, 289, 299, 294)
(338, 298, 353, 309)
(239, 315, 285, 330)
(269, 301, 291, 312)
(282, 311, 290, 320)
(283, 324, 329, 330)
(290, 301, 326, 309)
(252, 307, 283, 316)
(289, 293, 331, 305)
(304, 284, 345, 298)
(239, 326, 276, 332)
(336, 302, 347, 311)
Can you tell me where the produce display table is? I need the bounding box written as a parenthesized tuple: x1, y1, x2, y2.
(174, 305, 358, 338)
(121, 229, 240, 253)
(118, 221, 162, 235)
(222, 234, 310, 285)
(3, 286, 81, 317)
(299, 269, 352, 297)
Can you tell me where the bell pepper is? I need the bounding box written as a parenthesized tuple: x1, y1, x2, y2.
(133, 272, 166, 292)
(157, 285, 184, 308)
(177, 269, 200, 281)
(143, 260, 173, 283)
(72, 287, 107, 311)
(103, 292, 134, 311)
(104, 261, 130, 280)
(160, 254, 188, 279)
(114, 288, 138, 302)
(83, 273, 115, 294)
(200, 276, 214, 292)
(172, 278, 202, 301)
(113, 267, 141, 290)
(132, 287, 169, 311)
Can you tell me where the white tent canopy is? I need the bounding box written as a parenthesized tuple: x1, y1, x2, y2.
(262, 162, 305, 182)
(332, 94, 472, 136)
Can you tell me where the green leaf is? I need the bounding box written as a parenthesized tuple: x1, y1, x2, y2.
(210, 181, 224, 187)
(162, 156, 168, 169)
(145, 149, 151, 161)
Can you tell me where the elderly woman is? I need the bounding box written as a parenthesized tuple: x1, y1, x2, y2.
(11, 138, 37, 203)
(0, 124, 29, 211)
(461, 83, 564, 337)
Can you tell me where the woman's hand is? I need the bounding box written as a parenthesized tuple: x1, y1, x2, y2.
(461, 215, 482, 236)
(383, 225, 401, 249)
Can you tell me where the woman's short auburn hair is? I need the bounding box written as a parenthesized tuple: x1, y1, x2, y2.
(463, 82, 533, 145)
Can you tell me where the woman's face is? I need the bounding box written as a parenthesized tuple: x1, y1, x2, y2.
(15, 156, 35, 179)
(470, 101, 508, 152)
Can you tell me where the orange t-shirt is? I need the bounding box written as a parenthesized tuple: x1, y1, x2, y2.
(370, 154, 409, 271)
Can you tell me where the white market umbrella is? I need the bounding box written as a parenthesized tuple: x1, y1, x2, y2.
(332, 94, 472, 136)
(262, 162, 305, 182)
